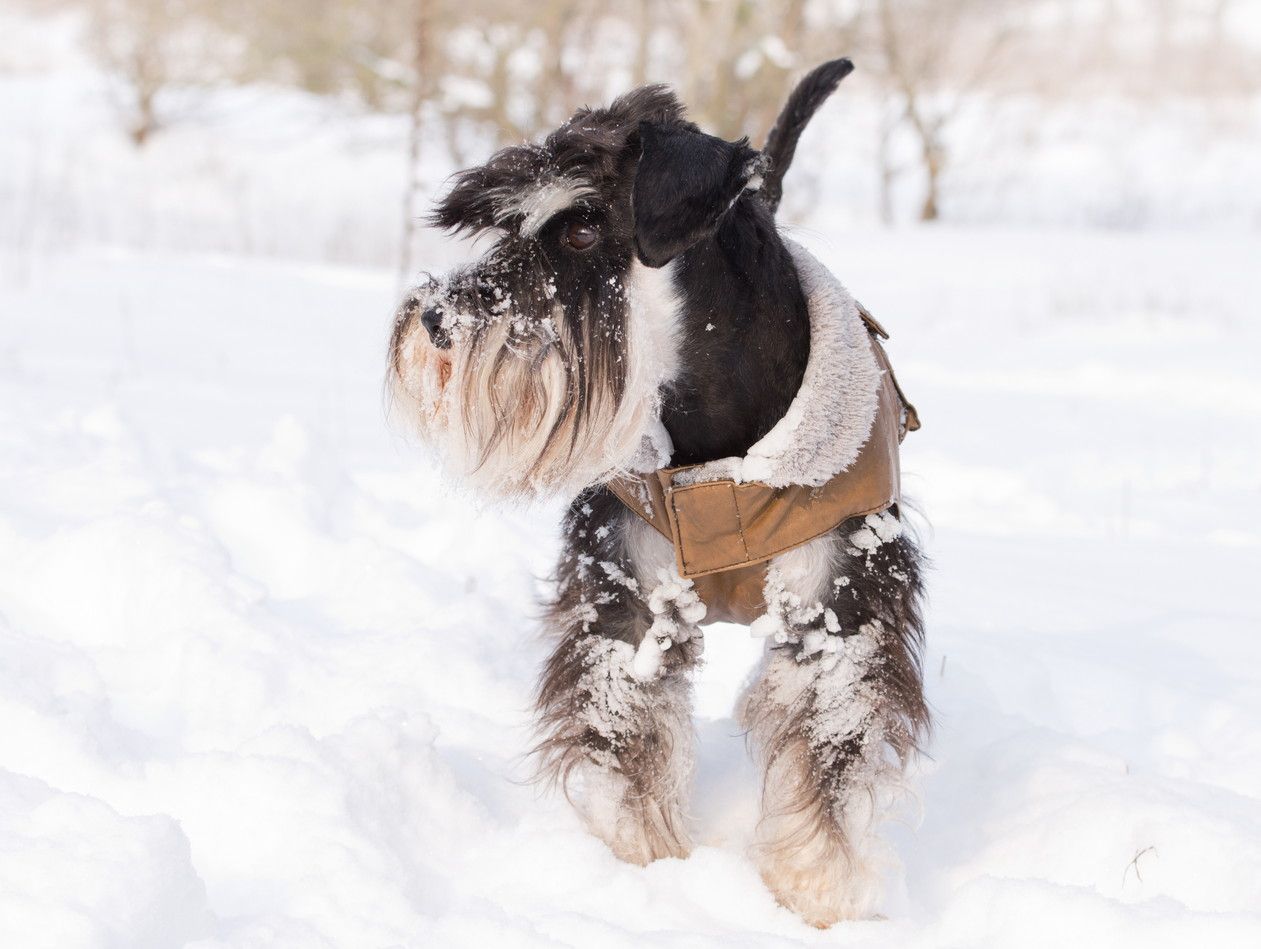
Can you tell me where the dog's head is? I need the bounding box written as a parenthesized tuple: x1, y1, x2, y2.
(388, 85, 767, 499)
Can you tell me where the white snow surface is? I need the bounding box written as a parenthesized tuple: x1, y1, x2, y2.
(4, 21, 1261, 949)
(5, 234, 1260, 949)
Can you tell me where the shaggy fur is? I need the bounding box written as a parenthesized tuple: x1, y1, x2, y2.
(388, 86, 692, 499)
(534, 489, 703, 864)
(741, 514, 928, 923)
(388, 58, 929, 927)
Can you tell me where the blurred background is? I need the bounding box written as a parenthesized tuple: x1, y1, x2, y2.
(5, 0, 1261, 272)
(2, 2, 1260, 946)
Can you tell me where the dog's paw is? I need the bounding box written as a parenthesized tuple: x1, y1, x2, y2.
(606, 823, 691, 866)
(759, 859, 881, 928)
(579, 766, 692, 866)
(754, 822, 885, 927)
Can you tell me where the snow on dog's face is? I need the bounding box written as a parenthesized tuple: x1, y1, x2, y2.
(389, 85, 765, 499)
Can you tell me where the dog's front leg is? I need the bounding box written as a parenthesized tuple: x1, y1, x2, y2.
(533, 489, 703, 865)
(740, 520, 929, 926)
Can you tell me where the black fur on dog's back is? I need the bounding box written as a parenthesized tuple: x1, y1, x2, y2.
(662, 196, 812, 466)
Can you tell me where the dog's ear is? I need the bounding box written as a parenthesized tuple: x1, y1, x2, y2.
(632, 122, 766, 268)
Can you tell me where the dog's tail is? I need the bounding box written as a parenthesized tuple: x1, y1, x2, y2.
(760, 57, 854, 215)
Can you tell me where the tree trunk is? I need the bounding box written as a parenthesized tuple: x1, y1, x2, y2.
(398, 2, 431, 288)
(632, 0, 655, 87)
(877, 106, 898, 226)
(126, 47, 161, 149)
(919, 140, 941, 221)
(129, 94, 157, 148)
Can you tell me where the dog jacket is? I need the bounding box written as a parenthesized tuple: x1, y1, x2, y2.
(607, 243, 918, 625)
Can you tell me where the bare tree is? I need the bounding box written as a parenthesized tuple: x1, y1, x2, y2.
(85, 0, 209, 145)
(868, 0, 1018, 221)
(670, 0, 856, 143)
(399, 0, 439, 285)
(62, 0, 1255, 235)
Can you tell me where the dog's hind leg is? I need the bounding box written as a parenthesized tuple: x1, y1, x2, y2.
(533, 488, 704, 865)
(740, 517, 929, 926)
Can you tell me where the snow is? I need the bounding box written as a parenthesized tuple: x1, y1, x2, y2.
(3, 15, 1261, 948)
(848, 511, 903, 553)
(6, 234, 1258, 948)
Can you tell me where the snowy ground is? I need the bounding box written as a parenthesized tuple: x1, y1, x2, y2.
(3, 227, 1259, 948)
(4, 11, 1261, 948)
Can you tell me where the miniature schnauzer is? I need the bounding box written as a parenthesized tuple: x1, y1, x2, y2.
(388, 59, 928, 927)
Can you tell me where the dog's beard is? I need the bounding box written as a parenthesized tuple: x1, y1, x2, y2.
(390, 261, 681, 500)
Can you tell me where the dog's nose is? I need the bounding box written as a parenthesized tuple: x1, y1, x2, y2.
(420, 306, 451, 350)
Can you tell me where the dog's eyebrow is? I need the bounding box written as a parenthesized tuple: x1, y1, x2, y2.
(493, 177, 596, 237)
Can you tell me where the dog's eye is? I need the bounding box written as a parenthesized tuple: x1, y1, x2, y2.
(564, 221, 599, 252)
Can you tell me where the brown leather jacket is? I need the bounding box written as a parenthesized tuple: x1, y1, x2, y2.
(607, 313, 917, 625)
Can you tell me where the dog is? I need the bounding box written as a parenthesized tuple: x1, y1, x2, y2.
(387, 58, 928, 927)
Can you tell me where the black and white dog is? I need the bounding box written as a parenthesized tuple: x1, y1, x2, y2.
(388, 59, 928, 927)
